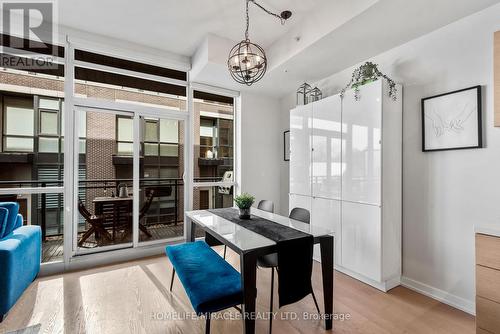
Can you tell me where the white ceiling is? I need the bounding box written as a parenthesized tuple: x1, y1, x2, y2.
(57, 0, 500, 97)
(58, 0, 329, 57)
(251, 0, 500, 96)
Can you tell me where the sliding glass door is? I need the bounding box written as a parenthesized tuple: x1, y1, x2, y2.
(74, 107, 136, 254)
(138, 116, 185, 244)
(72, 105, 187, 255)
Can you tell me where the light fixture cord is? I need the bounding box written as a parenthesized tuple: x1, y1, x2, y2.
(245, 0, 286, 41)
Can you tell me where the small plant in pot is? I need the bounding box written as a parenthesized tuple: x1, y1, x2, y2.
(234, 193, 255, 219)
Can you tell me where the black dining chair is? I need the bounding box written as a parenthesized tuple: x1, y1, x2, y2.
(258, 207, 320, 334)
(257, 200, 274, 213)
(222, 199, 275, 259)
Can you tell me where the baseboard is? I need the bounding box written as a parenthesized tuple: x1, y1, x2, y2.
(384, 275, 402, 291)
(401, 276, 475, 315)
(334, 265, 401, 292)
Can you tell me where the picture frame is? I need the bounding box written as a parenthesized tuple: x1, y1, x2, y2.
(284, 130, 290, 161)
(422, 85, 482, 152)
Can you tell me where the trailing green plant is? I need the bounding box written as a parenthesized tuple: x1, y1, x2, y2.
(234, 193, 255, 209)
(340, 62, 397, 101)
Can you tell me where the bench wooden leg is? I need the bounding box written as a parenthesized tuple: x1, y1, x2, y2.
(205, 314, 211, 334)
(223, 245, 227, 259)
(0, 314, 4, 323)
(170, 268, 176, 291)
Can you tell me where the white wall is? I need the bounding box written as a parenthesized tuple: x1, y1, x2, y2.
(240, 92, 282, 213)
(279, 3, 500, 314)
(279, 94, 295, 216)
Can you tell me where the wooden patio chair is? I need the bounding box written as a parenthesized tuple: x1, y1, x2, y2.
(138, 189, 154, 238)
(77, 198, 113, 247)
(120, 189, 155, 241)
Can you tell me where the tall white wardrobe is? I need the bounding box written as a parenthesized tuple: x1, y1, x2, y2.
(289, 79, 402, 291)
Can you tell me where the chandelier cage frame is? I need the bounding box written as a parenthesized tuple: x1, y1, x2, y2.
(227, 0, 291, 86)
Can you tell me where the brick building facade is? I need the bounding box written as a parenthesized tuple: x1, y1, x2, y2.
(0, 68, 234, 241)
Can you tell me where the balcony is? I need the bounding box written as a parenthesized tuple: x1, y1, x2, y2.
(0, 178, 185, 263)
(0, 177, 233, 263)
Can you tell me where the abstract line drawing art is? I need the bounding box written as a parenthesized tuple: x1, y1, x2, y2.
(422, 86, 482, 152)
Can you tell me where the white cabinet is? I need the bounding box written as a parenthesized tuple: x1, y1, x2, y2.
(342, 80, 382, 205)
(312, 95, 342, 200)
(290, 104, 312, 197)
(289, 79, 402, 292)
(341, 201, 381, 281)
(311, 197, 341, 263)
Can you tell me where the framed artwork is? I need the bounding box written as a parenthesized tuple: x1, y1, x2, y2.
(422, 85, 482, 152)
(284, 130, 290, 161)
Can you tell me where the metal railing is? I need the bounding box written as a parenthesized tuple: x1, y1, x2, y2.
(0, 178, 183, 241)
(0, 176, 229, 241)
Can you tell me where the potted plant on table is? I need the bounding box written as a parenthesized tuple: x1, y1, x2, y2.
(234, 193, 255, 219)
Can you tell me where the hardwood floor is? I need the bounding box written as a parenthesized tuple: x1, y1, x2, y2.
(0, 247, 474, 334)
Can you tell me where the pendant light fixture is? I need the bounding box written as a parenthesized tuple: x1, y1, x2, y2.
(228, 0, 292, 86)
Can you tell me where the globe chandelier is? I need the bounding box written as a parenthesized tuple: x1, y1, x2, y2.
(228, 0, 292, 86)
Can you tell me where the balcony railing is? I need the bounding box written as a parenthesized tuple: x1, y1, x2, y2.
(0, 176, 231, 241)
(0, 178, 185, 241)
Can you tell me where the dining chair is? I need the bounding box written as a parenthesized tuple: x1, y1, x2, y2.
(121, 189, 155, 241)
(77, 198, 112, 247)
(257, 199, 274, 213)
(222, 199, 274, 259)
(258, 207, 320, 334)
(138, 189, 154, 237)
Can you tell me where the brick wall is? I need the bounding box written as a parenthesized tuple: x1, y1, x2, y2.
(0, 69, 233, 218)
(85, 111, 116, 213)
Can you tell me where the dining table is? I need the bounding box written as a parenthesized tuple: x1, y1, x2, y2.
(185, 207, 334, 334)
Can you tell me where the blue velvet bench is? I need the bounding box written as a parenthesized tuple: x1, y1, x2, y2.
(166, 241, 242, 334)
(0, 202, 41, 322)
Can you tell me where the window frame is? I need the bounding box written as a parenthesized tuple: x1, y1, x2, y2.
(191, 85, 238, 190)
(0, 37, 243, 271)
(2, 95, 36, 152)
(116, 115, 134, 156)
(198, 116, 234, 160)
(215, 117, 233, 159)
(37, 97, 61, 153)
(199, 117, 216, 158)
(117, 116, 181, 158)
(143, 118, 180, 157)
